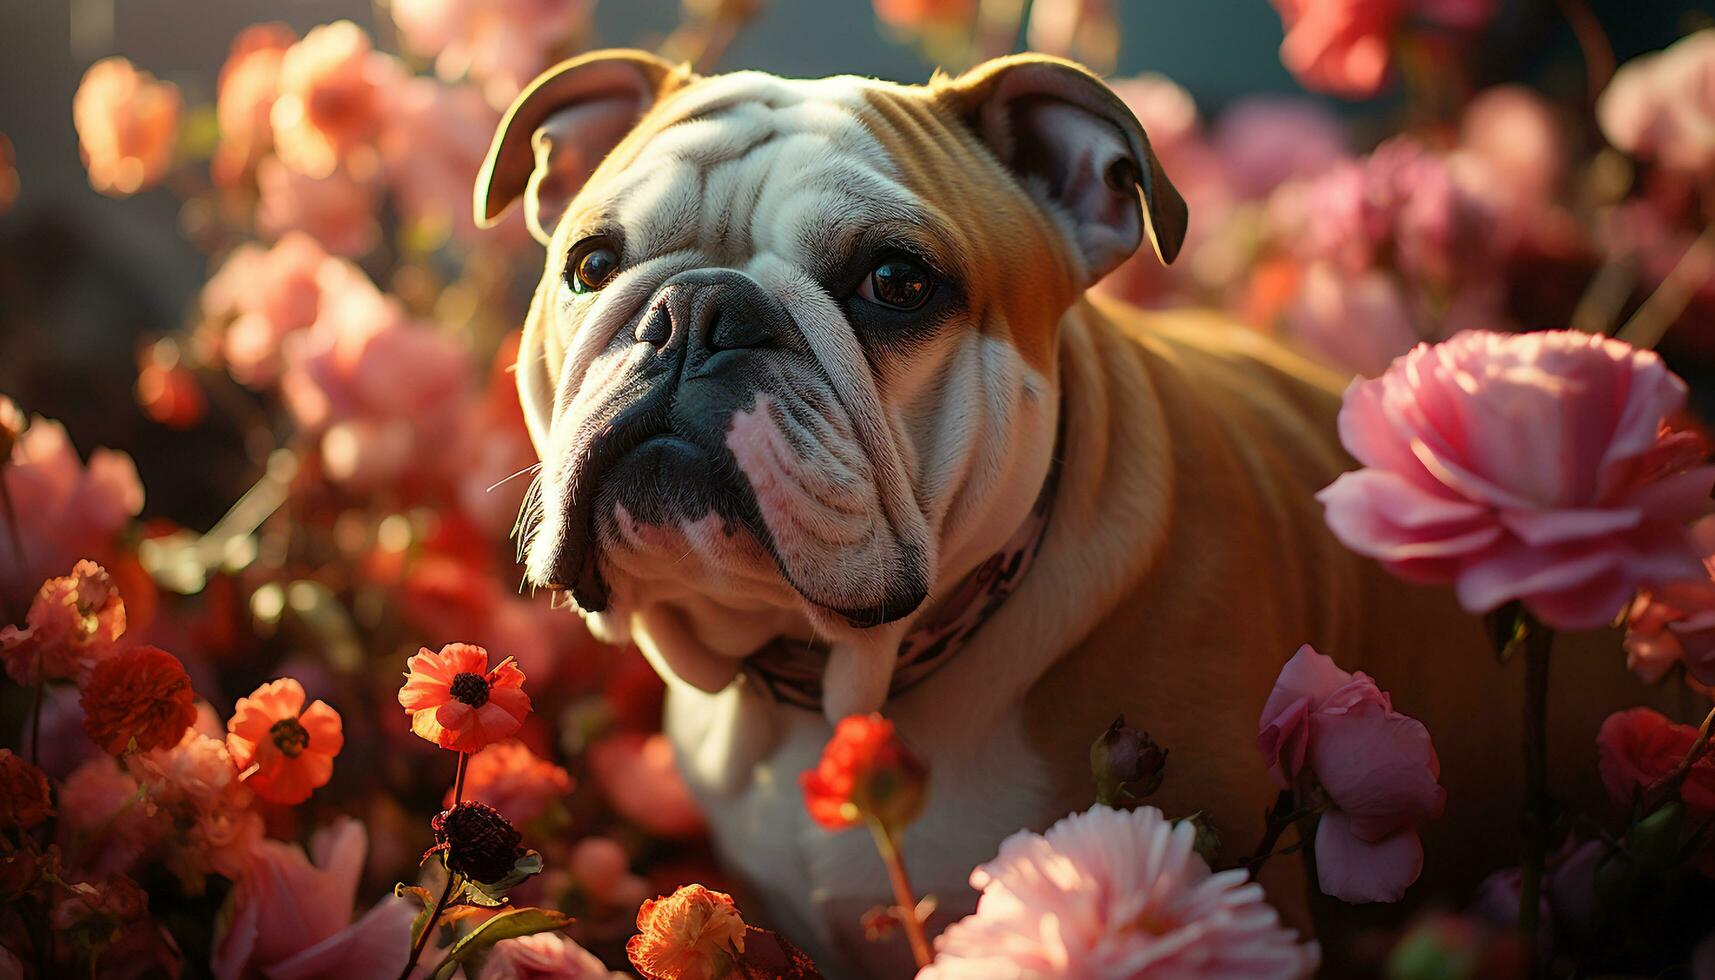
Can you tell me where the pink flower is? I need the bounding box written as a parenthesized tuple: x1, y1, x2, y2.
(0, 414, 143, 604)
(1598, 30, 1715, 179)
(1212, 97, 1349, 198)
(269, 21, 399, 178)
(1625, 515, 1715, 686)
(1283, 264, 1422, 378)
(570, 836, 649, 910)
(477, 932, 610, 979)
(58, 755, 166, 877)
(126, 729, 264, 887)
(211, 818, 366, 980)
(265, 896, 415, 980)
(1458, 85, 1569, 215)
(1258, 645, 1445, 903)
(379, 78, 501, 246)
(921, 805, 1320, 979)
(254, 156, 381, 258)
(588, 732, 706, 839)
(873, 0, 975, 32)
(390, 0, 594, 108)
(205, 233, 330, 386)
(1596, 707, 1715, 814)
(72, 57, 182, 196)
(443, 739, 572, 826)
(0, 559, 127, 685)
(1317, 330, 1715, 630)
(212, 23, 296, 187)
(1271, 0, 1499, 99)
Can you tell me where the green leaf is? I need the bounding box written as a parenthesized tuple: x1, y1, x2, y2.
(465, 850, 544, 908)
(428, 907, 574, 980)
(396, 883, 440, 950)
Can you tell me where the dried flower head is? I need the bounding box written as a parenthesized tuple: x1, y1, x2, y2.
(429, 801, 525, 885)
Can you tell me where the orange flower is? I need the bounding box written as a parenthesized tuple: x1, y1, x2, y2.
(80, 645, 197, 755)
(397, 643, 529, 752)
(226, 678, 343, 805)
(72, 57, 182, 197)
(0, 559, 126, 685)
(800, 713, 928, 833)
(212, 23, 296, 187)
(0, 749, 52, 830)
(442, 739, 572, 826)
(626, 884, 748, 980)
(269, 21, 398, 178)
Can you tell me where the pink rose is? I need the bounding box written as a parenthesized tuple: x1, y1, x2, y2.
(73, 57, 182, 197)
(1596, 707, 1715, 815)
(205, 233, 330, 386)
(1598, 30, 1715, 179)
(269, 21, 401, 178)
(254, 156, 381, 258)
(1318, 330, 1715, 630)
(477, 932, 610, 979)
(588, 732, 707, 839)
(1625, 515, 1715, 687)
(390, 0, 594, 108)
(1259, 645, 1445, 903)
(212, 24, 296, 188)
(379, 78, 523, 247)
(1271, 0, 1499, 99)
(0, 414, 144, 606)
(211, 818, 366, 980)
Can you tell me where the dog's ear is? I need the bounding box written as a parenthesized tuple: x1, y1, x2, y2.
(476, 50, 694, 243)
(938, 54, 1188, 280)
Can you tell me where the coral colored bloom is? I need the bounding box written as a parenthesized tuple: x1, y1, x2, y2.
(390, 0, 594, 108)
(1596, 707, 1715, 814)
(254, 156, 381, 258)
(269, 21, 399, 178)
(478, 932, 610, 979)
(1271, 0, 1498, 99)
(627, 884, 748, 980)
(873, 0, 974, 31)
(588, 733, 706, 839)
(922, 806, 1320, 979)
(800, 713, 928, 832)
(212, 818, 367, 980)
(212, 23, 296, 187)
(0, 749, 52, 829)
(127, 728, 264, 886)
(378, 77, 515, 247)
(81, 646, 198, 755)
(398, 643, 530, 752)
(1598, 30, 1715, 179)
(1317, 330, 1715, 630)
(73, 57, 182, 196)
(226, 677, 343, 805)
(443, 739, 572, 826)
(1259, 645, 1445, 903)
(0, 559, 126, 685)
(1625, 515, 1715, 687)
(0, 414, 144, 604)
(204, 233, 330, 386)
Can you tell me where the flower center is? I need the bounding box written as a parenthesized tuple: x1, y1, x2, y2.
(269, 718, 309, 758)
(450, 671, 491, 707)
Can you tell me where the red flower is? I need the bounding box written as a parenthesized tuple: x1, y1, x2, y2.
(800, 713, 928, 833)
(1597, 708, 1715, 814)
(0, 559, 126, 685)
(397, 642, 529, 752)
(626, 884, 748, 980)
(80, 645, 197, 755)
(226, 677, 343, 805)
(0, 749, 52, 829)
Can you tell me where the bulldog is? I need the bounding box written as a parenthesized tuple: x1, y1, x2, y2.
(475, 50, 1646, 976)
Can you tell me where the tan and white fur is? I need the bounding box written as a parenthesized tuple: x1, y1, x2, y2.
(477, 51, 1657, 978)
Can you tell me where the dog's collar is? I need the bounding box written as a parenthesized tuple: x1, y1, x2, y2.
(740, 430, 1062, 713)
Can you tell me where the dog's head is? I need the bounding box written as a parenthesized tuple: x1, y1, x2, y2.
(479, 50, 1183, 703)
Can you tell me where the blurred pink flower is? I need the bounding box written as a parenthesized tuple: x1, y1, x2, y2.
(1625, 515, 1715, 687)
(59, 754, 165, 878)
(444, 739, 572, 826)
(205, 233, 330, 386)
(212, 23, 296, 188)
(126, 729, 264, 888)
(0, 559, 127, 685)
(1596, 707, 1715, 814)
(212, 818, 366, 980)
(588, 732, 706, 839)
(1284, 264, 1421, 378)
(1458, 85, 1568, 214)
(73, 57, 182, 197)
(0, 414, 144, 604)
(921, 805, 1320, 978)
(1213, 96, 1348, 198)
(1598, 30, 1715, 179)
(269, 21, 400, 178)
(266, 895, 414, 980)
(478, 932, 610, 979)
(1318, 330, 1714, 629)
(1271, 0, 1498, 99)
(1258, 645, 1444, 903)
(390, 0, 594, 108)
(570, 835, 649, 911)
(254, 156, 381, 258)
(380, 77, 521, 247)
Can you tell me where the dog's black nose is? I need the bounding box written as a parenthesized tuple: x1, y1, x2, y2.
(636, 269, 793, 356)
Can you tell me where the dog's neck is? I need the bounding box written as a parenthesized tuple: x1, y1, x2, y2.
(740, 414, 1064, 712)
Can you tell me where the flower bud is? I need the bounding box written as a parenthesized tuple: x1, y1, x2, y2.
(430, 801, 525, 884)
(1091, 715, 1167, 805)
(801, 714, 928, 835)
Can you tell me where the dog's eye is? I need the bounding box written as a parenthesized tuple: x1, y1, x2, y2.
(567, 240, 620, 294)
(858, 258, 932, 311)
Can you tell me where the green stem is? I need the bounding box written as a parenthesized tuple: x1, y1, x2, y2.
(1244, 790, 1300, 877)
(398, 751, 470, 980)
(868, 818, 932, 970)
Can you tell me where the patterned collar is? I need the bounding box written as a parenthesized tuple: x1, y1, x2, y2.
(740, 431, 1062, 713)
